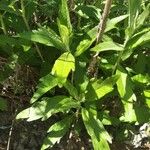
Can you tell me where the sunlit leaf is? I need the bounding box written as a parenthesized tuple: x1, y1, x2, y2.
(90, 41, 124, 52)
(57, 19, 70, 51)
(30, 74, 58, 103)
(132, 74, 150, 85)
(144, 90, 150, 108)
(116, 66, 137, 122)
(122, 29, 150, 60)
(17, 96, 80, 121)
(51, 52, 75, 85)
(136, 4, 150, 29)
(59, 0, 72, 34)
(41, 116, 72, 150)
(82, 108, 111, 150)
(126, 0, 142, 37)
(75, 26, 98, 56)
(86, 75, 119, 101)
(105, 15, 128, 32)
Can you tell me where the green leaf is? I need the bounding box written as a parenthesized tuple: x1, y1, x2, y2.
(0, 35, 18, 46)
(144, 90, 150, 108)
(64, 80, 79, 100)
(116, 66, 137, 122)
(134, 104, 150, 123)
(82, 108, 111, 150)
(59, 0, 72, 34)
(98, 111, 120, 126)
(18, 28, 66, 50)
(86, 75, 119, 101)
(51, 52, 75, 85)
(127, 0, 142, 37)
(57, 19, 70, 51)
(75, 5, 101, 21)
(132, 74, 150, 85)
(0, 97, 7, 111)
(16, 96, 80, 121)
(75, 26, 98, 56)
(30, 74, 58, 103)
(0, 2, 21, 16)
(41, 116, 72, 150)
(136, 4, 150, 29)
(122, 29, 150, 60)
(105, 15, 128, 32)
(90, 41, 124, 52)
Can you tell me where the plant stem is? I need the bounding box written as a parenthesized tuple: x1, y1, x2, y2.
(0, 13, 7, 35)
(87, 0, 112, 77)
(95, 0, 112, 55)
(20, 0, 44, 62)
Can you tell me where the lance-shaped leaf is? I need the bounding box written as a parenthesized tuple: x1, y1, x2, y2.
(136, 4, 150, 29)
(18, 28, 66, 51)
(16, 96, 80, 121)
(59, 0, 72, 34)
(75, 26, 98, 56)
(105, 15, 128, 32)
(82, 108, 111, 150)
(86, 75, 119, 101)
(116, 66, 137, 122)
(41, 116, 72, 150)
(51, 52, 75, 85)
(122, 30, 150, 60)
(126, 0, 141, 37)
(57, 19, 70, 51)
(64, 80, 79, 100)
(90, 40, 124, 52)
(30, 74, 58, 103)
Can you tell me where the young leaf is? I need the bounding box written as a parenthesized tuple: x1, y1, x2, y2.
(75, 26, 98, 56)
(41, 116, 72, 150)
(59, 0, 72, 34)
(86, 75, 119, 101)
(82, 108, 111, 150)
(17, 96, 80, 121)
(127, 0, 141, 37)
(51, 52, 75, 85)
(57, 19, 70, 51)
(30, 74, 58, 103)
(90, 41, 124, 52)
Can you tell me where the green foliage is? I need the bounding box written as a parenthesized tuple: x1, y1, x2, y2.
(0, 0, 149, 149)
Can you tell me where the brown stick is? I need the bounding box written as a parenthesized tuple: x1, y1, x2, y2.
(96, 0, 112, 46)
(87, 0, 112, 77)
